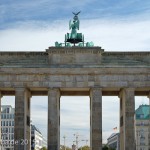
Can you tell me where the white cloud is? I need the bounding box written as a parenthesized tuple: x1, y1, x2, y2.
(81, 19, 150, 51)
(0, 18, 150, 51)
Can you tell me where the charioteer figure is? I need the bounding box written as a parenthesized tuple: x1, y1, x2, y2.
(65, 11, 84, 46)
(55, 12, 94, 47)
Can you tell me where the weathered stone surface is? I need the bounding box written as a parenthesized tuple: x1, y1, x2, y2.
(48, 88, 60, 150)
(14, 88, 31, 150)
(90, 88, 102, 150)
(119, 88, 135, 150)
(46, 47, 103, 65)
(0, 47, 150, 67)
(0, 92, 2, 145)
(0, 48, 150, 150)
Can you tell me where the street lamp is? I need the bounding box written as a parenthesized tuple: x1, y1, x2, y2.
(63, 135, 66, 150)
(73, 133, 80, 150)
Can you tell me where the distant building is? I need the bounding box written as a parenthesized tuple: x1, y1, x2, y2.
(1, 105, 47, 150)
(135, 104, 150, 150)
(107, 105, 150, 150)
(31, 124, 47, 150)
(107, 133, 120, 150)
(31, 124, 43, 150)
(1, 105, 15, 150)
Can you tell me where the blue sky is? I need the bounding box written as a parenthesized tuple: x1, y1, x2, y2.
(1, 0, 150, 29)
(0, 0, 150, 147)
(1, 0, 150, 51)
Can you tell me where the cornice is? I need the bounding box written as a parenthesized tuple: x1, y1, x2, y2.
(46, 47, 104, 54)
(103, 51, 150, 56)
(0, 52, 47, 56)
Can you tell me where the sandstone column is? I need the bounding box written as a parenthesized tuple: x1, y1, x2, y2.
(14, 88, 31, 150)
(119, 88, 135, 150)
(148, 93, 150, 150)
(48, 88, 60, 150)
(0, 92, 2, 148)
(90, 88, 102, 150)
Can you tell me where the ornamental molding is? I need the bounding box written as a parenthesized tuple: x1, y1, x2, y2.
(46, 47, 104, 54)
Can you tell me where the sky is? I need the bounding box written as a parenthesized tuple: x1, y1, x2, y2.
(0, 0, 150, 147)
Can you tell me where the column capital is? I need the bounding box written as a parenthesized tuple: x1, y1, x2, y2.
(121, 88, 135, 92)
(90, 88, 102, 98)
(0, 91, 3, 98)
(14, 86, 26, 91)
(15, 87, 31, 92)
(48, 88, 60, 94)
(48, 88, 60, 99)
(90, 87, 102, 92)
(28, 90, 32, 98)
(147, 91, 150, 99)
(48, 87, 60, 91)
(119, 88, 135, 98)
(15, 87, 31, 99)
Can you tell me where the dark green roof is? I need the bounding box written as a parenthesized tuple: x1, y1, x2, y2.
(135, 105, 150, 120)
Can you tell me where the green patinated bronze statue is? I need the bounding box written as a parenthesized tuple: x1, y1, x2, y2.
(69, 12, 80, 38)
(55, 12, 94, 47)
(65, 11, 84, 46)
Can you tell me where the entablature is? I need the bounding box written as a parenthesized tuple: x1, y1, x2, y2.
(0, 47, 149, 68)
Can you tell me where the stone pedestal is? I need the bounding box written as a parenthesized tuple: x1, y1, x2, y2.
(48, 88, 60, 150)
(90, 88, 102, 150)
(119, 88, 136, 150)
(14, 88, 31, 150)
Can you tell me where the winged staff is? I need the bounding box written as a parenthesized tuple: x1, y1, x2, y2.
(72, 11, 81, 16)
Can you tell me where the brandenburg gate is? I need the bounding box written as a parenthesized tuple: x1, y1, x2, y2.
(0, 47, 150, 150)
(0, 13, 150, 150)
